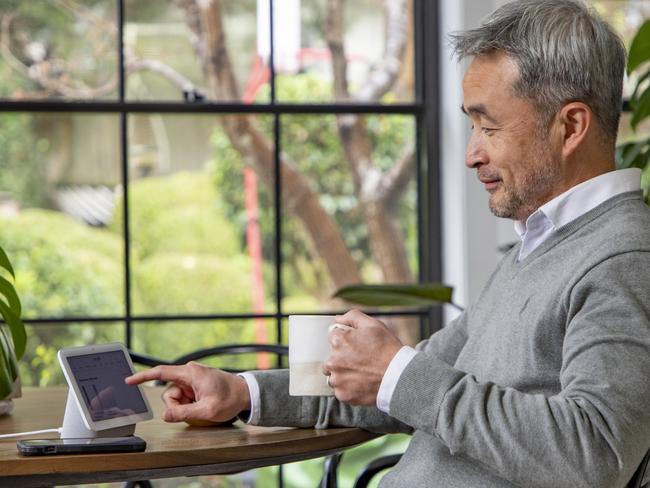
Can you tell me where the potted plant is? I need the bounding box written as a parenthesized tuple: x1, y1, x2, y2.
(616, 19, 650, 198)
(0, 245, 26, 414)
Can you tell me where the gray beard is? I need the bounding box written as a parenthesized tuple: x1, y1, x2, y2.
(488, 151, 561, 221)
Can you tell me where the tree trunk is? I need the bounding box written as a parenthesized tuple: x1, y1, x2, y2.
(174, 0, 360, 289)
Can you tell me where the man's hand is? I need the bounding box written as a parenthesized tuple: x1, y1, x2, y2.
(324, 309, 403, 406)
(125, 362, 250, 425)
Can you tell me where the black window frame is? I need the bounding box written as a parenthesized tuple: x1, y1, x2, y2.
(0, 0, 442, 348)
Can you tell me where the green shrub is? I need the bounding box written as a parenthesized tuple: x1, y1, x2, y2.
(132, 252, 254, 314)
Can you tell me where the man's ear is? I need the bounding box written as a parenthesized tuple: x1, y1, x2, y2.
(558, 102, 592, 158)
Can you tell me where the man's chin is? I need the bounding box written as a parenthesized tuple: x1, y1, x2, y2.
(488, 195, 517, 220)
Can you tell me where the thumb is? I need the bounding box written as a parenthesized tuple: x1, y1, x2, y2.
(163, 401, 205, 423)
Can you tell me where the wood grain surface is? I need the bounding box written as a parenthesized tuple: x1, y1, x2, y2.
(0, 387, 378, 487)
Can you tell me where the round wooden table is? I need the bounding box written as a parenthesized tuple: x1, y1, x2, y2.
(0, 387, 379, 487)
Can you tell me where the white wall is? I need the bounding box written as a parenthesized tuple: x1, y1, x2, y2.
(439, 0, 518, 320)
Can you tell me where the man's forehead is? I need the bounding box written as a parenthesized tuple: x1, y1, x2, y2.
(462, 52, 520, 88)
(461, 103, 499, 124)
(461, 53, 523, 119)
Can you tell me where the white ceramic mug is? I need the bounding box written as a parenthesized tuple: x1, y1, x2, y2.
(288, 315, 351, 396)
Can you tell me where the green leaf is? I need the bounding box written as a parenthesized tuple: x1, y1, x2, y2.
(0, 276, 21, 316)
(333, 283, 453, 307)
(616, 140, 650, 170)
(0, 340, 16, 399)
(0, 247, 15, 279)
(0, 301, 25, 360)
(631, 88, 650, 130)
(628, 20, 650, 74)
(0, 327, 18, 381)
(629, 66, 650, 106)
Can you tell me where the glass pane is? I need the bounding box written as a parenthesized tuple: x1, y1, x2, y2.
(618, 111, 650, 144)
(276, 0, 414, 103)
(280, 114, 418, 318)
(20, 323, 124, 387)
(274, 434, 410, 488)
(132, 319, 279, 370)
(589, 1, 650, 97)
(618, 112, 650, 200)
(125, 0, 267, 102)
(0, 1, 117, 100)
(124, 114, 276, 316)
(376, 315, 421, 347)
(0, 112, 125, 319)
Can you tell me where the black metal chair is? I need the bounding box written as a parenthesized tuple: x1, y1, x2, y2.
(125, 343, 288, 488)
(629, 448, 650, 488)
(129, 343, 289, 372)
(321, 448, 650, 488)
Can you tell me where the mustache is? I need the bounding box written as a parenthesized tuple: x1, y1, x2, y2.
(477, 169, 501, 182)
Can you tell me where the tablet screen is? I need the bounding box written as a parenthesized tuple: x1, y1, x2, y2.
(66, 350, 149, 422)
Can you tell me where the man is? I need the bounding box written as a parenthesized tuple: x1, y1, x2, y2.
(127, 1, 650, 486)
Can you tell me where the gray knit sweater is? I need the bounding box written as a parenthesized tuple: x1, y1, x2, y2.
(252, 191, 650, 488)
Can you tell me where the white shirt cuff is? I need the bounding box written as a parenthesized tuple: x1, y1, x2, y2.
(238, 372, 261, 424)
(376, 346, 418, 414)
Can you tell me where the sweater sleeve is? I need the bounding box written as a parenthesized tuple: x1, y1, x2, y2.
(248, 313, 471, 433)
(388, 252, 650, 488)
(250, 369, 413, 434)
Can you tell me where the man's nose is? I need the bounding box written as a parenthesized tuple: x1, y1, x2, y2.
(465, 134, 487, 169)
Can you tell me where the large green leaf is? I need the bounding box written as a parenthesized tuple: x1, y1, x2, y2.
(630, 66, 650, 107)
(334, 283, 453, 307)
(0, 246, 24, 361)
(631, 88, 650, 130)
(0, 334, 16, 399)
(0, 301, 25, 360)
(616, 139, 650, 170)
(0, 276, 21, 316)
(0, 327, 18, 381)
(0, 247, 15, 279)
(628, 20, 650, 74)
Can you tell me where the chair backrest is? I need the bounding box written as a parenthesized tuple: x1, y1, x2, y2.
(627, 448, 650, 488)
(130, 343, 288, 384)
(352, 453, 402, 488)
(172, 343, 288, 373)
(322, 448, 650, 488)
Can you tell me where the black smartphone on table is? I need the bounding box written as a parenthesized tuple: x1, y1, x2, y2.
(17, 436, 147, 456)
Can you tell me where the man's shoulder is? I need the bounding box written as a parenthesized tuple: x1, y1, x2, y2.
(576, 192, 650, 249)
(598, 193, 650, 243)
(544, 192, 650, 273)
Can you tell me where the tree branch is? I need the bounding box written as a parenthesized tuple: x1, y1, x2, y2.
(173, 0, 362, 288)
(0, 14, 28, 77)
(323, 0, 413, 290)
(379, 148, 415, 208)
(1, 11, 118, 99)
(325, 0, 349, 100)
(125, 52, 208, 99)
(355, 0, 408, 102)
(2, 9, 206, 101)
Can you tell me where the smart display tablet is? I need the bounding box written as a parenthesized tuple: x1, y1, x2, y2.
(58, 343, 153, 432)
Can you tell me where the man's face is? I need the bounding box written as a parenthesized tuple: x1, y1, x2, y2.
(462, 52, 563, 221)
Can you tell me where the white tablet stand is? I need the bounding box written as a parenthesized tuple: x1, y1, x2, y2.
(60, 390, 136, 439)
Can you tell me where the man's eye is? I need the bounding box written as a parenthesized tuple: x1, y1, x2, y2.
(482, 127, 497, 134)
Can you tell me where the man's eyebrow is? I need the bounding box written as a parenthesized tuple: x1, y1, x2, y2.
(461, 104, 499, 124)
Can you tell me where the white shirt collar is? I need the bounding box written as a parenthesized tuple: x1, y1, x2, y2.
(514, 168, 641, 260)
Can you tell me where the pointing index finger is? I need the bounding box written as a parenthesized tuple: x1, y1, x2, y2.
(125, 365, 188, 386)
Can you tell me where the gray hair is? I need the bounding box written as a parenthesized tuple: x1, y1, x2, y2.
(450, 0, 626, 143)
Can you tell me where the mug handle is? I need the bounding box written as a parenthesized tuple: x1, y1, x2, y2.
(328, 323, 354, 334)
